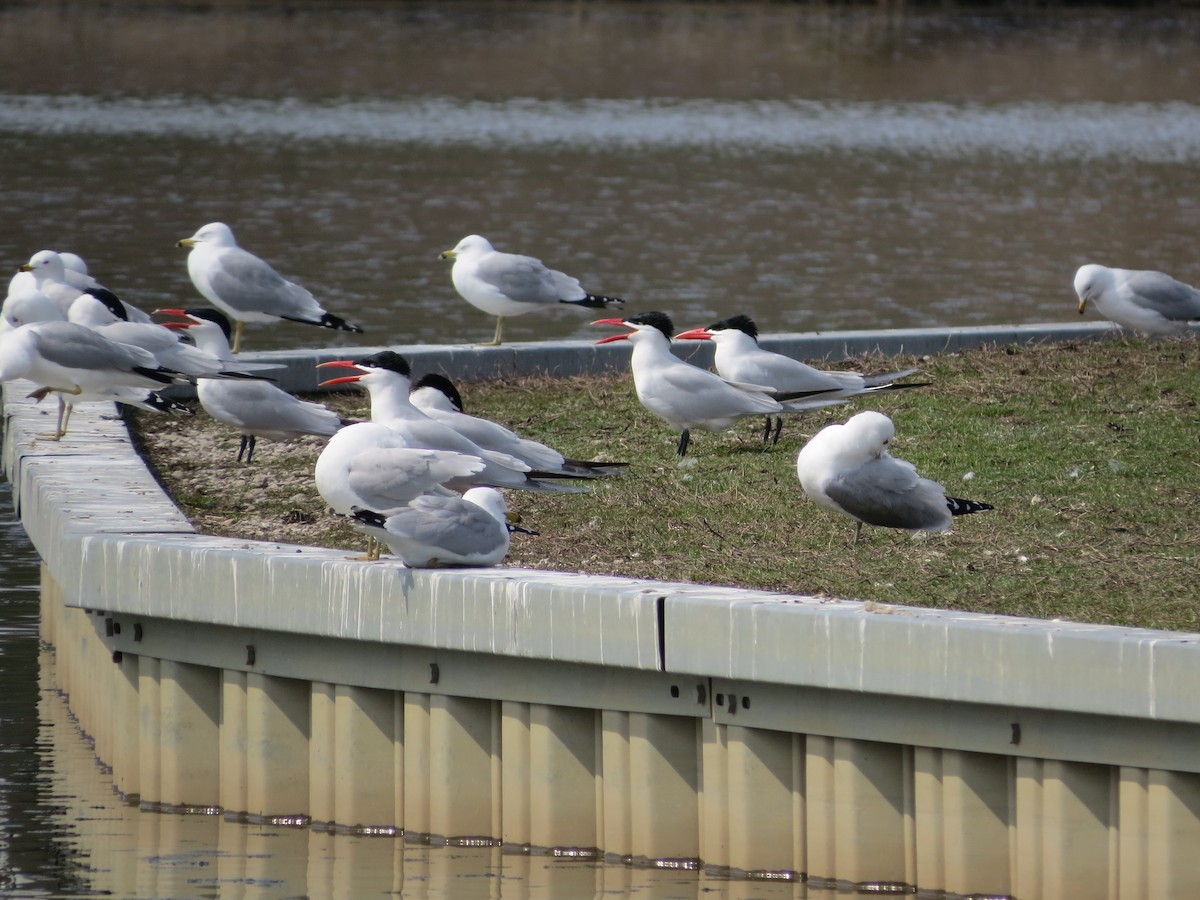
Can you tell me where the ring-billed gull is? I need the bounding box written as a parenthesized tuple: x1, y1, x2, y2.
(20, 249, 150, 322)
(1074, 264, 1200, 336)
(158, 308, 345, 463)
(177, 222, 363, 352)
(675, 313, 926, 443)
(796, 410, 993, 544)
(439, 234, 623, 346)
(410, 373, 624, 478)
(349, 487, 536, 568)
(593, 311, 844, 456)
(0, 320, 193, 439)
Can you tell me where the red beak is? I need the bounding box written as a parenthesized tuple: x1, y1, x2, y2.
(592, 317, 634, 345)
(153, 308, 196, 329)
(674, 327, 713, 341)
(316, 359, 366, 387)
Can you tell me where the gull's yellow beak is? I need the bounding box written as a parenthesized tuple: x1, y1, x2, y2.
(18, 263, 32, 272)
(439, 248, 457, 261)
(1077, 298, 1087, 315)
(176, 237, 197, 249)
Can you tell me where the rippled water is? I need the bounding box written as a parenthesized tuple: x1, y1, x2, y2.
(3, 3, 1200, 349)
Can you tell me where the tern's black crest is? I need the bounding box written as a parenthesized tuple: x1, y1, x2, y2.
(627, 311, 675, 341)
(186, 308, 234, 343)
(412, 373, 465, 412)
(709, 314, 758, 341)
(354, 350, 411, 377)
(86, 288, 129, 322)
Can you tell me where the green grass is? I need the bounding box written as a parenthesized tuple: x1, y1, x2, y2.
(129, 336, 1200, 633)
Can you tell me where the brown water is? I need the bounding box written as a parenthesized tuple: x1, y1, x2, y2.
(2, 4, 1200, 350)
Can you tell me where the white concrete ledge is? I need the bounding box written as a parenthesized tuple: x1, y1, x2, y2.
(6, 325, 1200, 738)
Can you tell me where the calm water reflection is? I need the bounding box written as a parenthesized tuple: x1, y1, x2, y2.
(2, 3, 1199, 349)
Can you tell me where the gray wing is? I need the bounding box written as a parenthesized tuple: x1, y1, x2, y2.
(824, 456, 950, 531)
(31, 322, 161, 372)
(208, 247, 321, 319)
(475, 252, 582, 304)
(1122, 271, 1200, 321)
(346, 448, 485, 511)
(386, 496, 506, 559)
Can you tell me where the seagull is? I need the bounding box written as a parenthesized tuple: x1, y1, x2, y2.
(593, 311, 845, 456)
(0, 321, 193, 439)
(177, 222, 363, 352)
(439, 234, 623, 346)
(157, 308, 344, 463)
(674, 314, 926, 443)
(20, 249, 150, 323)
(796, 410, 993, 544)
(410, 373, 624, 478)
(349, 487, 536, 568)
(1074, 264, 1200, 336)
(317, 351, 590, 492)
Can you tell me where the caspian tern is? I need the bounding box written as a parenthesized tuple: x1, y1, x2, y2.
(439, 234, 623, 346)
(796, 410, 993, 544)
(593, 311, 845, 456)
(410, 373, 624, 478)
(1074, 264, 1200, 336)
(317, 351, 589, 493)
(349, 487, 537, 568)
(157, 308, 344, 463)
(674, 314, 926, 443)
(20, 250, 150, 323)
(177, 222, 363, 353)
(0, 321, 193, 439)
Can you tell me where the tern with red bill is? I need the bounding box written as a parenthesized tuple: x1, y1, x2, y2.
(349, 487, 536, 569)
(674, 314, 926, 443)
(410, 373, 624, 478)
(157, 308, 344, 462)
(177, 222, 363, 353)
(796, 410, 993, 544)
(318, 352, 589, 493)
(593, 311, 845, 456)
(439, 234, 624, 346)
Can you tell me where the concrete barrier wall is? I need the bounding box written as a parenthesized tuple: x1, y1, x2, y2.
(7, 324, 1200, 897)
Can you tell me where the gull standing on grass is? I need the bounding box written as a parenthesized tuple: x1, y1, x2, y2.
(796, 410, 993, 544)
(349, 487, 536, 568)
(177, 222, 363, 352)
(674, 314, 926, 443)
(593, 311, 846, 457)
(1074, 264, 1200, 336)
(439, 234, 623, 346)
(158, 308, 346, 463)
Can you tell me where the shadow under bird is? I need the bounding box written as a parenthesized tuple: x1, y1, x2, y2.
(594, 311, 848, 457)
(177, 222, 363, 353)
(674, 313, 928, 443)
(796, 410, 993, 544)
(349, 487, 537, 569)
(439, 234, 623, 346)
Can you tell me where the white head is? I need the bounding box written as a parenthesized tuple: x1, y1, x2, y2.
(21, 250, 68, 285)
(179, 222, 238, 250)
(1073, 264, 1113, 313)
(841, 410, 896, 462)
(463, 487, 509, 525)
(59, 252, 89, 276)
(441, 234, 494, 262)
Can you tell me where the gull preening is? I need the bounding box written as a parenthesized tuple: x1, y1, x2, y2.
(158, 308, 344, 463)
(349, 487, 536, 568)
(439, 234, 623, 346)
(177, 222, 363, 353)
(796, 410, 993, 544)
(674, 314, 925, 442)
(1074, 264, 1200, 337)
(594, 311, 845, 456)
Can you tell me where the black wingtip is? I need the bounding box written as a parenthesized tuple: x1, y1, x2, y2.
(568, 293, 625, 310)
(946, 498, 994, 516)
(350, 507, 388, 528)
(318, 312, 364, 333)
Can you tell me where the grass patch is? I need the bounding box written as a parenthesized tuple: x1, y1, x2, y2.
(128, 336, 1200, 633)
